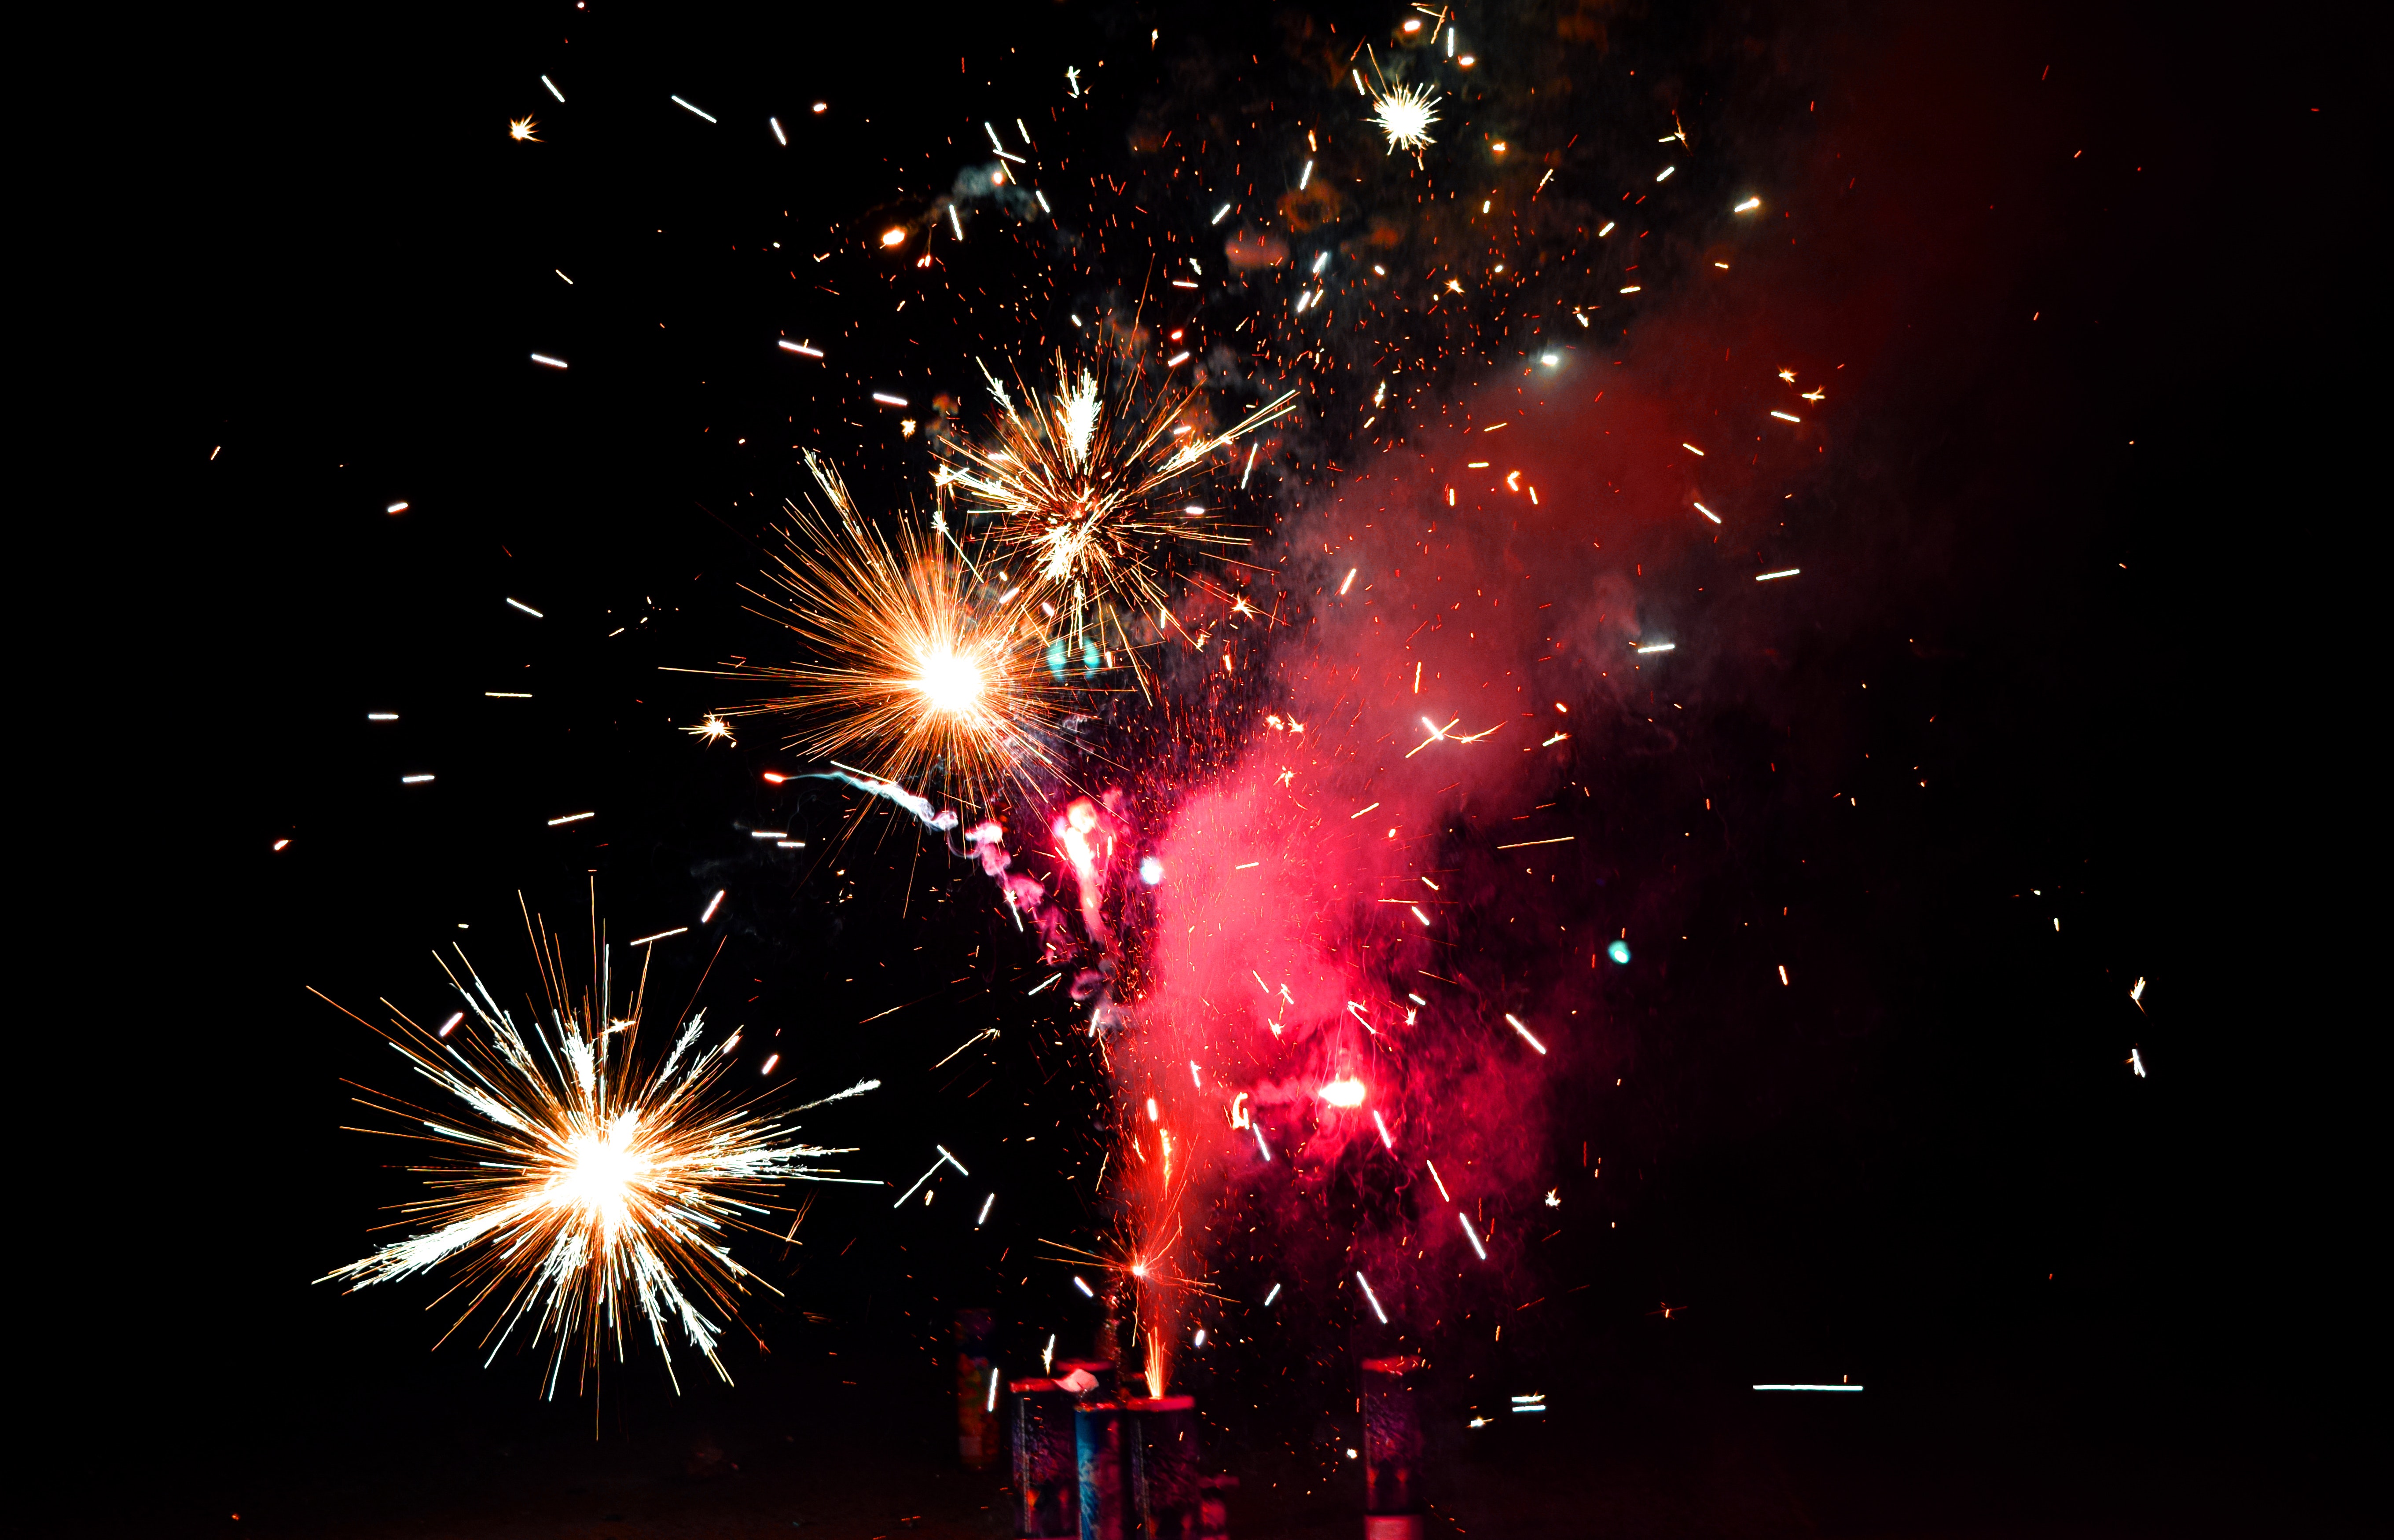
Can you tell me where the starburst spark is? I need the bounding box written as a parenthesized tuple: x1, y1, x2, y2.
(509, 116, 540, 142)
(1369, 84, 1440, 154)
(316, 906, 877, 1397)
(935, 353, 1294, 660)
(683, 714, 735, 745)
(706, 452, 1058, 811)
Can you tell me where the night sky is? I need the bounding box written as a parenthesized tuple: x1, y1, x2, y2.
(77, 1, 2366, 1534)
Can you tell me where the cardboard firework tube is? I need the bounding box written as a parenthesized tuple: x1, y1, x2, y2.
(1012, 1379, 1080, 1540)
(1360, 1357, 1425, 1540)
(1075, 1399, 1127, 1540)
(1054, 1358, 1120, 1401)
(1124, 1395, 1202, 1540)
(957, 1308, 999, 1470)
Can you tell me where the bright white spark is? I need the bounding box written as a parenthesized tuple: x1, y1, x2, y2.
(1371, 84, 1441, 154)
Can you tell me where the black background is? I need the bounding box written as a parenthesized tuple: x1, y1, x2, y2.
(61, 0, 2368, 1533)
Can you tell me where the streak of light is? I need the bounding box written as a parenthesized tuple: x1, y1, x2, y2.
(1356, 1271, 1389, 1324)
(872, 392, 909, 407)
(1073, 1276, 1095, 1297)
(1043, 1335, 1056, 1371)
(529, 354, 567, 369)
(778, 340, 824, 357)
(892, 1154, 949, 1209)
(1504, 1014, 1549, 1054)
(750, 830, 788, 840)
(506, 598, 544, 617)
(1411, 906, 1433, 926)
(1340, 568, 1359, 595)
(628, 927, 687, 947)
(700, 891, 725, 923)
(1211, 203, 1232, 224)
(2129, 1047, 2147, 1078)
(1778, 964, 1791, 985)
(1263, 1283, 1282, 1305)
(486, 691, 532, 698)
(437, 1012, 463, 1037)
(1350, 802, 1381, 819)
(1028, 973, 1061, 996)
(947, 204, 964, 239)
(1242, 443, 1259, 486)
(1735, 198, 1762, 212)
(1252, 1122, 1274, 1162)
(2130, 976, 2147, 1010)
(541, 75, 564, 102)
(272, 838, 291, 851)
(1683, 443, 1704, 455)
(977, 1193, 996, 1227)
(547, 812, 595, 826)
(400, 774, 436, 785)
(1756, 568, 1801, 581)
(1754, 1384, 1863, 1392)
(1694, 502, 1721, 523)
(987, 1371, 1002, 1412)
(1656, 165, 1675, 181)
(670, 95, 717, 123)
(1771, 411, 1803, 422)
(770, 117, 786, 145)
(385, 501, 409, 514)
(1495, 836, 1575, 850)
(1371, 1110, 1395, 1149)
(367, 712, 398, 721)
(1298, 159, 1314, 190)
(1428, 1162, 1452, 1202)
(1599, 221, 1616, 236)
(760, 1053, 780, 1075)
(1636, 642, 1676, 654)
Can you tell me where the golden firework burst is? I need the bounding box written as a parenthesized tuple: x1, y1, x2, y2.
(317, 900, 878, 1397)
(935, 352, 1296, 662)
(716, 453, 1060, 811)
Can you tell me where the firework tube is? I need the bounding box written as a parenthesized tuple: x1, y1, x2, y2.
(958, 1307, 998, 1469)
(1125, 1396, 1202, 1540)
(1012, 1378, 1080, 1539)
(1075, 1400, 1126, 1540)
(1361, 1357, 1425, 1540)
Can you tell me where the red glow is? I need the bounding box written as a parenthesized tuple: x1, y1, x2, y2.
(1320, 1078, 1366, 1107)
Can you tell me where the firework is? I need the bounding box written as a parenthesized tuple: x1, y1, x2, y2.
(1369, 83, 1440, 154)
(934, 353, 1294, 664)
(316, 899, 877, 1397)
(712, 453, 1057, 812)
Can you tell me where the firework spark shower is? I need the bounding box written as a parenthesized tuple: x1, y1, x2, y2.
(117, 0, 2368, 1532)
